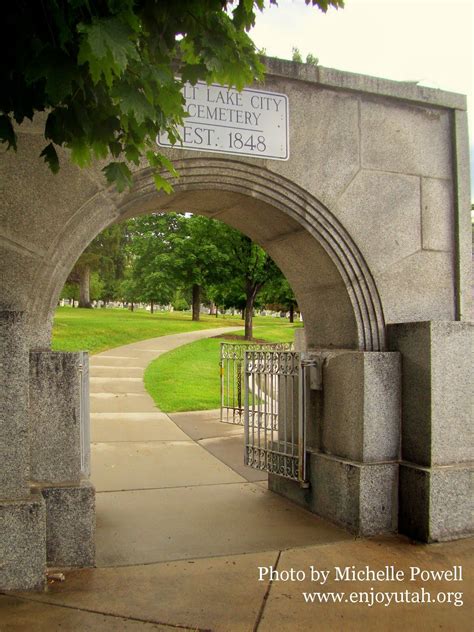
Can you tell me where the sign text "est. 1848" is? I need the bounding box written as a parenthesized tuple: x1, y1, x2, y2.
(157, 82, 289, 161)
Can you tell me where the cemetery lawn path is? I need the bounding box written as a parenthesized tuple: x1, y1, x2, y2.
(144, 319, 303, 413)
(52, 307, 243, 355)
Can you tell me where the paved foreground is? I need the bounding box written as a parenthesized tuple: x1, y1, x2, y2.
(1, 329, 472, 631)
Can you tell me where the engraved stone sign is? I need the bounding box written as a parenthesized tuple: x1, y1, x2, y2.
(157, 81, 289, 160)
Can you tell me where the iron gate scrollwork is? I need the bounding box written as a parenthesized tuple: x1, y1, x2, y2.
(220, 341, 293, 425)
(244, 350, 309, 485)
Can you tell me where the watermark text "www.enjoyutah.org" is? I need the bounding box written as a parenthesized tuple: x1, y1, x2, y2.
(257, 565, 464, 607)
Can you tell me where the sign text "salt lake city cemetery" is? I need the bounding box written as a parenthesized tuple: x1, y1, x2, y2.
(157, 82, 289, 160)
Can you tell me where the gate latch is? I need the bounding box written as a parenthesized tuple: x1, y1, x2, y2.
(302, 356, 324, 391)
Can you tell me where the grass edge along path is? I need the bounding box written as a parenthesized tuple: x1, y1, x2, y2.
(144, 321, 302, 413)
(52, 307, 243, 355)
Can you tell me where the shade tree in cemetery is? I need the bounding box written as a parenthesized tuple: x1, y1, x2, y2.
(62, 213, 299, 338)
(165, 215, 235, 321)
(123, 214, 178, 312)
(123, 213, 292, 337)
(125, 214, 233, 320)
(207, 227, 281, 339)
(60, 271, 104, 307)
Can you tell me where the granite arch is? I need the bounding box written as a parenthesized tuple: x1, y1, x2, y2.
(28, 157, 385, 353)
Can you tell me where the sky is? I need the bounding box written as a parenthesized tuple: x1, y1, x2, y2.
(249, 0, 474, 200)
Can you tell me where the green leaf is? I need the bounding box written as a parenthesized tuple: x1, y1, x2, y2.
(113, 84, 155, 124)
(153, 172, 173, 194)
(109, 140, 123, 157)
(147, 151, 179, 178)
(77, 17, 139, 84)
(102, 161, 133, 191)
(91, 140, 109, 160)
(40, 143, 60, 173)
(125, 144, 140, 164)
(70, 139, 92, 167)
(305, 0, 345, 10)
(25, 50, 79, 103)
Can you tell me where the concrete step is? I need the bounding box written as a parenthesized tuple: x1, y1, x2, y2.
(90, 393, 158, 413)
(90, 366, 143, 378)
(90, 377, 146, 394)
(90, 356, 143, 368)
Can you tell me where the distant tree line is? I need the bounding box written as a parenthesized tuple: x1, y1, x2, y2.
(61, 213, 299, 340)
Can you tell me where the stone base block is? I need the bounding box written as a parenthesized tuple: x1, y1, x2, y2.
(399, 463, 473, 542)
(270, 451, 398, 536)
(0, 491, 46, 591)
(39, 480, 95, 567)
(311, 453, 398, 535)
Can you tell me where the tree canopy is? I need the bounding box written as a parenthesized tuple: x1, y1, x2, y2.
(65, 213, 299, 339)
(208, 228, 279, 339)
(1, 0, 343, 191)
(126, 214, 236, 320)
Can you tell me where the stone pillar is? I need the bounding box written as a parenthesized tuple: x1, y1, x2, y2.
(270, 349, 401, 536)
(29, 351, 95, 567)
(0, 311, 46, 591)
(387, 321, 473, 542)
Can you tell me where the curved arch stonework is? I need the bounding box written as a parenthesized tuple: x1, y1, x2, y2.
(27, 157, 386, 351)
(120, 158, 386, 351)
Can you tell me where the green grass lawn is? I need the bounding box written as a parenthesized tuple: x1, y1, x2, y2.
(52, 307, 243, 354)
(51, 307, 302, 413)
(144, 318, 302, 412)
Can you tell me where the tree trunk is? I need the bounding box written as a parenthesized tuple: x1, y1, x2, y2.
(130, 302, 134, 312)
(289, 303, 294, 323)
(241, 307, 245, 320)
(192, 284, 201, 321)
(150, 300, 154, 314)
(244, 295, 255, 341)
(215, 305, 218, 318)
(78, 266, 92, 308)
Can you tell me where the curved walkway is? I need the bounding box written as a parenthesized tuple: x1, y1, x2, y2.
(88, 326, 344, 567)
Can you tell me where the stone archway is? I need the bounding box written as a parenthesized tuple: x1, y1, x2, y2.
(28, 157, 385, 353)
(1, 60, 471, 591)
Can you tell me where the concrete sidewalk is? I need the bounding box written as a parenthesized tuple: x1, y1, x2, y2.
(1, 329, 472, 631)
